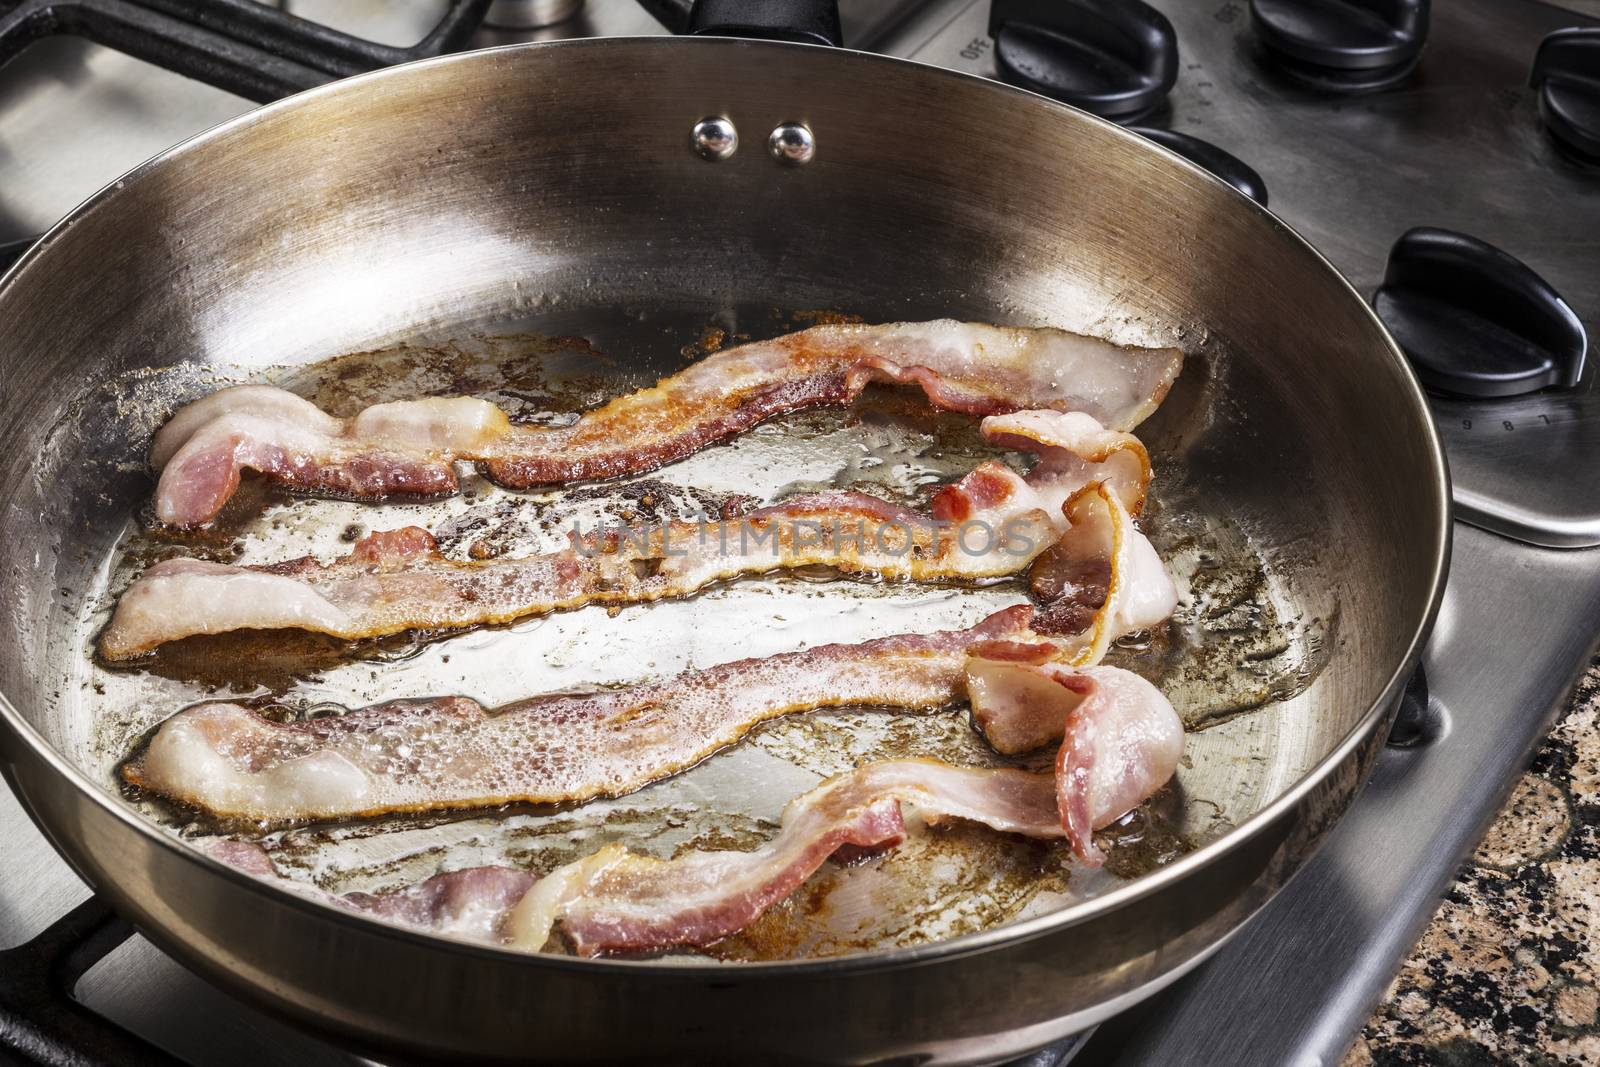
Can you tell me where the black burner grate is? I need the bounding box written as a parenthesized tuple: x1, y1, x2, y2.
(0, 0, 493, 102)
(0, 0, 498, 270)
(0, 889, 1088, 1066)
(0, 899, 178, 1067)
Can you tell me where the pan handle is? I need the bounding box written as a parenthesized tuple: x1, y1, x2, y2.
(639, 0, 843, 47)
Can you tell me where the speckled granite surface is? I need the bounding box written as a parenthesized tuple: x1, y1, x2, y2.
(1344, 660, 1600, 1065)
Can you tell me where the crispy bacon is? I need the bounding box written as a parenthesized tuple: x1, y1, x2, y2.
(210, 743, 1179, 957)
(99, 410, 1149, 659)
(965, 657, 1184, 866)
(150, 321, 1182, 527)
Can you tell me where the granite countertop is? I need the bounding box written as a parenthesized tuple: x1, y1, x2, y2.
(1344, 659, 1600, 1065)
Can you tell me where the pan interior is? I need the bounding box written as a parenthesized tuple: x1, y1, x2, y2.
(58, 304, 1324, 960)
(0, 39, 1440, 965)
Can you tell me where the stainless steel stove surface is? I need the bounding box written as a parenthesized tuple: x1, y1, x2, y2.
(1, 2, 1597, 1066)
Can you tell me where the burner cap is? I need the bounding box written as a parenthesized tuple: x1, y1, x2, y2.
(1249, 0, 1429, 94)
(988, 0, 1178, 123)
(687, 0, 843, 46)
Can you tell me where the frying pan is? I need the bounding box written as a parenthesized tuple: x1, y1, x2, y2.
(0, 23, 1448, 1067)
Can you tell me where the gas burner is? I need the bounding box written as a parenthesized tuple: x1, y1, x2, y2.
(1249, 0, 1429, 93)
(0, 900, 172, 1067)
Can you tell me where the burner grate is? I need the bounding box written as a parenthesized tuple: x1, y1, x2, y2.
(0, 891, 1087, 1067)
(0, 0, 493, 102)
(0, 898, 178, 1067)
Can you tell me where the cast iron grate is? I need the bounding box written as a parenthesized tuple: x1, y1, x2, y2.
(0, 893, 1087, 1066)
(0, 899, 178, 1067)
(0, 0, 494, 102)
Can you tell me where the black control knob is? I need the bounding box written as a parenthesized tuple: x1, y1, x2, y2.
(1249, 0, 1428, 93)
(1129, 127, 1268, 206)
(684, 0, 843, 46)
(988, 0, 1178, 123)
(1373, 227, 1588, 399)
(1385, 665, 1442, 749)
(0, 235, 34, 274)
(1530, 28, 1600, 163)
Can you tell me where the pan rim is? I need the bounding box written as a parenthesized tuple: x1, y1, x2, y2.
(0, 34, 1452, 978)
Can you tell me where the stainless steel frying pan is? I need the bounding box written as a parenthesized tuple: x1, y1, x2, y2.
(0, 32, 1448, 1065)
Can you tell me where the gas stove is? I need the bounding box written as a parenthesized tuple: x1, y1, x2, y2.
(1, 2, 1597, 1065)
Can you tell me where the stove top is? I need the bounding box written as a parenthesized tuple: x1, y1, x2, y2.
(887, 0, 1600, 550)
(1, 3, 1597, 1066)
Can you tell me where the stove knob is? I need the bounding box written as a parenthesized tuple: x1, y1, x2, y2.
(1373, 227, 1587, 399)
(684, 0, 844, 47)
(987, 0, 1178, 123)
(0, 235, 35, 273)
(1530, 28, 1600, 163)
(1385, 665, 1442, 749)
(1129, 127, 1268, 205)
(1249, 0, 1428, 93)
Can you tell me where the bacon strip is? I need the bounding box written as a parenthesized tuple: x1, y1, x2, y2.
(125, 607, 1034, 823)
(211, 740, 1177, 957)
(100, 410, 1149, 659)
(150, 320, 1182, 527)
(503, 759, 1067, 955)
(1024, 478, 1178, 664)
(964, 657, 1184, 866)
(210, 839, 539, 945)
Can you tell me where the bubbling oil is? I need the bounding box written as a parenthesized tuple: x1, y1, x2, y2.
(73, 309, 1321, 960)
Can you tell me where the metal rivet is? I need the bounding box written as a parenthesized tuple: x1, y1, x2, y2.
(691, 116, 738, 161)
(768, 122, 815, 166)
